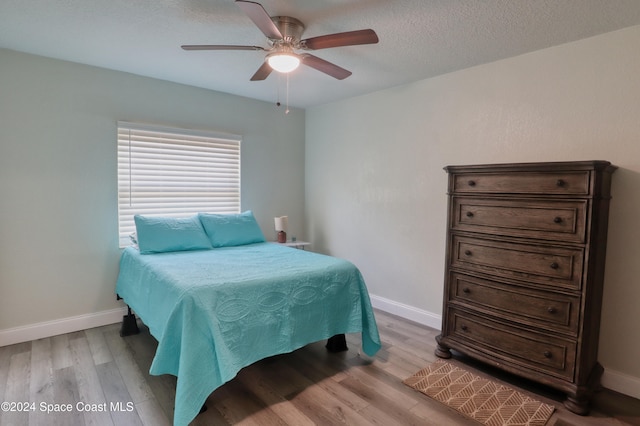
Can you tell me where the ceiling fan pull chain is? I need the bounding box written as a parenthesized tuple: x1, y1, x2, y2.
(285, 73, 290, 114)
(276, 72, 282, 107)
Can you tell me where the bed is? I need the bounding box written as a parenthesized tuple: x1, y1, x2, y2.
(115, 212, 381, 426)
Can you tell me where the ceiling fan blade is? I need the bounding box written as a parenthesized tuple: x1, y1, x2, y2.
(250, 61, 273, 81)
(302, 29, 379, 50)
(235, 0, 283, 40)
(301, 54, 352, 80)
(181, 45, 265, 51)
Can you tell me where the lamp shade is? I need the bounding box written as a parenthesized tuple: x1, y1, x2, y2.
(274, 216, 288, 232)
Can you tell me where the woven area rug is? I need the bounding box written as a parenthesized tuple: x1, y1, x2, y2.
(404, 359, 555, 426)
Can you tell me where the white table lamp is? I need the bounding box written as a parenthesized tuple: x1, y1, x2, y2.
(274, 216, 288, 243)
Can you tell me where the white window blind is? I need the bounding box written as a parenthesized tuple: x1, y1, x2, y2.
(117, 122, 241, 247)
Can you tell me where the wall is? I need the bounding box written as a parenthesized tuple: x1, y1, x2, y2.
(305, 25, 640, 397)
(0, 49, 305, 340)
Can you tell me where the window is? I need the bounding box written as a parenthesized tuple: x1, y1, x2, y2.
(117, 122, 241, 247)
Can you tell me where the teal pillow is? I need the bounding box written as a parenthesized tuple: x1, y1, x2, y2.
(198, 211, 266, 247)
(134, 215, 212, 254)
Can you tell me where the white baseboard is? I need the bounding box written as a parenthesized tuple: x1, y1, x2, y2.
(0, 307, 127, 347)
(369, 293, 640, 400)
(601, 366, 640, 400)
(369, 294, 442, 330)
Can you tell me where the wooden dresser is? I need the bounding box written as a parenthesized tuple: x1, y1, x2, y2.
(435, 161, 616, 414)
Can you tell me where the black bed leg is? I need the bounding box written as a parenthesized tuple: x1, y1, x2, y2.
(326, 334, 348, 352)
(120, 306, 140, 337)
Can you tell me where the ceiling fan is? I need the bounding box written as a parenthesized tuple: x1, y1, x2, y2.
(181, 0, 379, 81)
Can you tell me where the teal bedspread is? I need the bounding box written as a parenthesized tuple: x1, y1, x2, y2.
(115, 242, 381, 426)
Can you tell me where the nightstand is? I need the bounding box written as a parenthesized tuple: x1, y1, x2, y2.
(280, 241, 310, 250)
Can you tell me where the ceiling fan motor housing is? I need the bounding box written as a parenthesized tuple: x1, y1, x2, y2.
(271, 16, 305, 45)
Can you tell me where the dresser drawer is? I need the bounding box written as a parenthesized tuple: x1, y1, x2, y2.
(449, 272, 579, 335)
(451, 171, 590, 195)
(447, 308, 576, 381)
(450, 235, 584, 290)
(451, 197, 587, 243)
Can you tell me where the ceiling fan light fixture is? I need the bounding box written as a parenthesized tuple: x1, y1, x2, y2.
(266, 51, 300, 73)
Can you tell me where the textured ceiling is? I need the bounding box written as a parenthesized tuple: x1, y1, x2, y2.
(2, 0, 640, 108)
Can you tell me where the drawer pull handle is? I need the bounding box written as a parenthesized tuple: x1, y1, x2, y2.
(550, 262, 559, 269)
(547, 307, 557, 314)
(543, 351, 552, 358)
(556, 179, 565, 187)
(464, 250, 472, 256)
(466, 211, 474, 218)
(468, 180, 476, 187)
(462, 287, 471, 294)
(461, 325, 468, 331)
(553, 216, 562, 223)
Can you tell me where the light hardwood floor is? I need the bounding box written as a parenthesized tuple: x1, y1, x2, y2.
(1, 309, 639, 425)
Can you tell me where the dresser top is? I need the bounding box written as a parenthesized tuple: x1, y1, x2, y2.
(444, 160, 616, 174)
